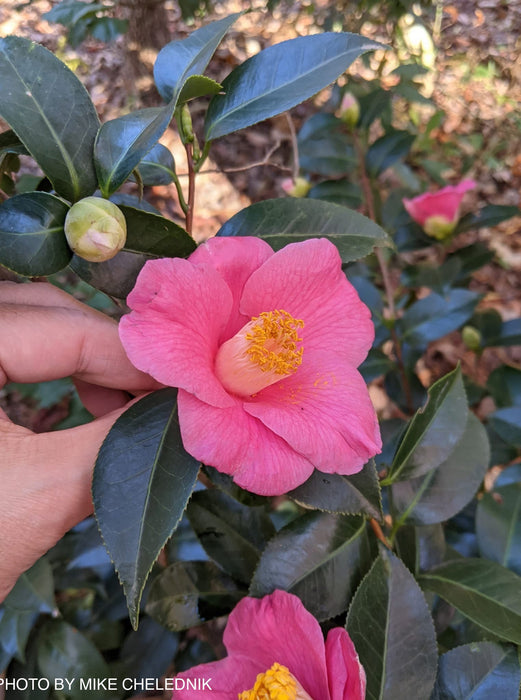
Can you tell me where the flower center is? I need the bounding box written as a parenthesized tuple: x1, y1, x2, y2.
(238, 663, 313, 700)
(215, 310, 304, 398)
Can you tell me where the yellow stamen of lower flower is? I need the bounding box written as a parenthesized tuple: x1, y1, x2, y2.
(238, 663, 313, 700)
(215, 310, 304, 398)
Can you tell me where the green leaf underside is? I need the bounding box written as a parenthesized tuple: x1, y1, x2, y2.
(187, 489, 276, 584)
(0, 36, 99, 201)
(93, 389, 200, 628)
(389, 366, 468, 483)
(419, 559, 521, 644)
(205, 32, 384, 140)
(249, 512, 368, 621)
(346, 549, 438, 700)
(217, 198, 391, 261)
(146, 561, 243, 632)
(289, 460, 383, 520)
(153, 13, 242, 102)
(0, 192, 72, 276)
(391, 413, 489, 525)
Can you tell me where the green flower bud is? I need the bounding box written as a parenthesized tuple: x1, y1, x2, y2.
(462, 325, 482, 351)
(281, 177, 311, 198)
(64, 197, 127, 263)
(338, 92, 360, 129)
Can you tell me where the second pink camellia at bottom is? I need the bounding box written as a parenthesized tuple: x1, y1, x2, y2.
(119, 236, 381, 496)
(172, 590, 366, 699)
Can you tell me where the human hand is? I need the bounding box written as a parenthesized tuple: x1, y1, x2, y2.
(0, 281, 159, 602)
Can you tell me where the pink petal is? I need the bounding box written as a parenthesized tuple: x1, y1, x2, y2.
(325, 627, 366, 700)
(240, 238, 374, 367)
(403, 179, 476, 226)
(173, 655, 263, 699)
(189, 236, 274, 339)
(178, 390, 314, 495)
(120, 257, 234, 408)
(244, 361, 381, 475)
(223, 591, 332, 700)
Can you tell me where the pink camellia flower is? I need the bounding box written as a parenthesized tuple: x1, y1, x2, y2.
(172, 590, 366, 699)
(119, 236, 381, 495)
(403, 179, 476, 240)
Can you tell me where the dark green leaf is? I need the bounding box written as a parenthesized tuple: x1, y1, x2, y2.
(3, 558, 56, 615)
(43, 2, 105, 26)
(357, 88, 392, 128)
(217, 198, 391, 262)
(120, 616, 178, 682)
(359, 348, 394, 382)
(93, 388, 200, 628)
(0, 36, 99, 201)
(0, 192, 71, 276)
(249, 512, 369, 621)
(487, 365, 521, 408)
(289, 460, 383, 519)
(451, 242, 494, 280)
(482, 317, 521, 348)
(476, 479, 521, 575)
(153, 13, 242, 102)
(394, 524, 446, 575)
(94, 106, 175, 197)
(489, 407, 521, 447)
(135, 143, 176, 186)
(432, 642, 521, 700)
(455, 204, 521, 234)
(388, 366, 468, 483)
(398, 290, 479, 347)
(90, 17, 128, 43)
(401, 257, 462, 295)
(366, 130, 415, 176)
(146, 561, 243, 632)
(307, 179, 363, 208)
(298, 114, 356, 177)
(391, 413, 489, 525)
(186, 489, 275, 583)
(37, 620, 112, 699)
(205, 33, 383, 140)
(419, 559, 521, 644)
(201, 465, 268, 507)
(69, 249, 151, 299)
(120, 205, 195, 258)
(346, 548, 438, 700)
(0, 608, 38, 666)
(0, 129, 28, 156)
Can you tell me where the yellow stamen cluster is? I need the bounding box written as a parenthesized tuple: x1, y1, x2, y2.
(246, 310, 304, 375)
(238, 663, 297, 700)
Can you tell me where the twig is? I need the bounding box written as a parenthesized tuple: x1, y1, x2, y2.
(284, 111, 300, 180)
(179, 140, 292, 176)
(185, 142, 196, 237)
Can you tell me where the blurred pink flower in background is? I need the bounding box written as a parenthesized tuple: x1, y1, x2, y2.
(119, 237, 381, 495)
(403, 179, 476, 240)
(172, 590, 366, 700)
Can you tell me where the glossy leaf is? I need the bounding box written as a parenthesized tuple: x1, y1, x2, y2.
(482, 317, 521, 348)
(432, 642, 521, 700)
(0, 129, 28, 156)
(488, 407, 521, 447)
(135, 143, 176, 185)
(0, 192, 71, 276)
(201, 465, 268, 508)
(298, 114, 356, 177)
(120, 205, 196, 258)
(146, 561, 243, 632)
(419, 559, 521, 644)
(120, 617, 178, 682)
(391, 413, 489, 525)
(94, 107, 174, 197)
(0, 36, 99, 201)
(289, 459, 383, 520)
(0, 608, 38, 668)
(69, 249, 151, 299)
(366, 130, 415, 176)
(217, 198, 391, 262)
(93, 388, 200, 628)
(187, 489, 276, 584)
(249, 512, 369, 621)
(398, 289, 479, 347)
(487, 365, 521, 408)
(37, 620, 111, 700)
(153, 13, 241, 102)
(476, 479, 521, 575)
(394, 524, 446, 575)
(205, 32, 383, 140)
(388, 366, 468, 483)
(307, 179, 363, 208)
(346, 548, 438, 700)
(455, 204, 520, 234)
(2, 558, 56, 616)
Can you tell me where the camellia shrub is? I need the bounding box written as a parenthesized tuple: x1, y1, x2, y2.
(1, 13, 521, 699)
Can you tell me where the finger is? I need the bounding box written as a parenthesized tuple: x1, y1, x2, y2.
(0, 302, 161, 393)
(73, 378, 132, 417)
(0, 280, 105, 315)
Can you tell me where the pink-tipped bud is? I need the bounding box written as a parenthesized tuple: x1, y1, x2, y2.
(281, 177, 311, 198)
(65, 197, 127, 262)
(338, 92, 360, 128)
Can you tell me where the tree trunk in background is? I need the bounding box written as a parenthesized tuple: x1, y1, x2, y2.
(122, 0, 172, 103)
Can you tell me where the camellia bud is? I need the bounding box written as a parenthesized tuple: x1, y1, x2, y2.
(281, 176, 311, 198)
(338, 92, 360, 129)
(462, 325, 482, 352)
(64, 197, 127, 263)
